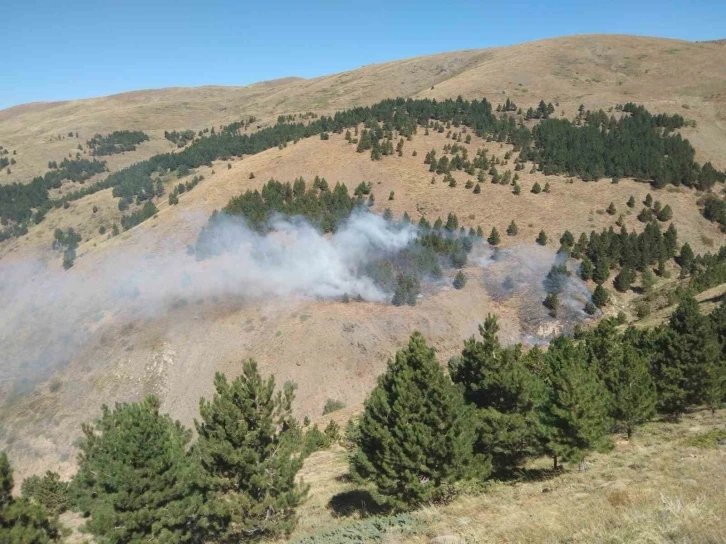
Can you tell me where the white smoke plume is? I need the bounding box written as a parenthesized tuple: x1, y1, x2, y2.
(0, 210, 594, 396)
(0, 211, 417, 393)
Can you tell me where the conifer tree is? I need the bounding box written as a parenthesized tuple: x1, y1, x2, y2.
(613, 266, 635, 292)
(677, 243, 695, 276)
(536, 230, 547, 246)
(580, 257, 593, 281)
(609, 346, 657, 438)
(0, 453, 62, 543)
(507, 220, 518, 236)
(449, 316, 546, 474)
(195, 361, 306, 540)
(531, 182, 542, 194)
(592, 284, 610, 308)
(652, 296, 720, 417)
(73, 396, 208, 543)
(488, 227, 501, 246)
(350, 333, 487, 508)
(453, 271, 467, 289)
(542, 338, 612, 469)
(627, 195, 635, 208)
(606, 202, 616, 215)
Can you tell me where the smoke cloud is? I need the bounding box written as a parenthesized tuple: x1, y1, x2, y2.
(0, 211, 594, 397)
(0, 211, 417, 393)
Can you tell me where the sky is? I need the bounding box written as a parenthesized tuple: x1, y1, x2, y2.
(1, 0, 724, 110)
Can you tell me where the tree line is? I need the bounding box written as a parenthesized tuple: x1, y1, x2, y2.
(2, 98, 722, 240)
(3, 296, 724, 542)
(350, 297, 725, 509)
(0, 158, 106, 229)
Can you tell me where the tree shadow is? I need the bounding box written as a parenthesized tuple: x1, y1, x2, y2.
(328, 489, 390, 518)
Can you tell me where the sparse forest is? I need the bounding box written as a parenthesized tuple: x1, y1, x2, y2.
(87, 130, 150, 156)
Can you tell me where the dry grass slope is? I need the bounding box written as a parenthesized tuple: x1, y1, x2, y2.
(286, 409, 726, 544)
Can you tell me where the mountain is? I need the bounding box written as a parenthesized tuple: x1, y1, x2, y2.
(1, 33, 725, 492)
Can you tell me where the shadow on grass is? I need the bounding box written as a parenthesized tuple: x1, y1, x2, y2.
(328, 489, 391, 518)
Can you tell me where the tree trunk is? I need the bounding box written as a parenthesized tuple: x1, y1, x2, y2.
(627, 426, 632, 440)
(553, 455, 558, 471)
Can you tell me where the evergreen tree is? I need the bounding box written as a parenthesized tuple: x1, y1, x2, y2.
(592, 285, 610, 308)
(613, 266, 635, 292)
(195, 361, 306, 540)
(488, 227, 501, 246)
(506, 220, 518, 236)
(542, 338, 612, 469)
(592, 258, 610, 284)
(606, 202, 616, 215)
(677, 243, 695, 276)
(544, 293, 559, 317)
(73, 396, 208, 543)
(536, 230, 547, 246)
(350, 333, 488, 508)
(627, 195, 635, 208)
(445, 212, 459, 232)
(531, 182, 542, 194)
(453, 271, 467, 289)
(21, 472, 70, 516)
(0, 453, 61, 543)
(449, 316, 546, 475)
(652, 296, 720, 417)
(580, 257, 593, 281)
(657, 204, 673, 222)
(609, 346, 657, 438)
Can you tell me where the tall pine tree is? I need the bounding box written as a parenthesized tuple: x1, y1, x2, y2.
(350, 333, 488, 508)
(449, 315, 547, 475)
(542, 338, 612, 469)
(195, 360, 306, 541)
(73, 396, 208, 543)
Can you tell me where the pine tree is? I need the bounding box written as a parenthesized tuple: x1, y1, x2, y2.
(453, 271, 467, 289)
(445, 212, 459, 232)
(644, 193, 653, 207)
(627, 195, 635, 208)
(488, 227, 501, 246)
(609, 346, 657, 438)
(449, 316, 546, 474)
(613, 266, 635, 292)
(507, 220, 518, 236)
(350, 333, 488, 508)
(544, 293, 559, 317)
(73, 396, 208, 543)
(657, 204, 673, 222)
(592, 284, 610, 308)
(542, 338, 612, 469)
(607, 202, 617, 215)
(195, 361, 306, 540)
(592, 258, 610, 284)
(0, 453, 62, 543)
(677, 243, 695, 276)
(580, 257, 593, 281)
(652, 296, 720, 417)
(473, 183, 481, 194)
(536, 230, 547, 246)
(531, 182, 542, 194)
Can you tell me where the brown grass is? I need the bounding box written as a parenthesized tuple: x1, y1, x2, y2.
(286, 409, 726, 544)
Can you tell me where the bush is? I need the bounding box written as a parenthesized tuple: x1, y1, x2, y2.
(323, 398, 346, 415)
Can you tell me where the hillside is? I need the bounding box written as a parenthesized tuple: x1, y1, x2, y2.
(1, 32, 726, 517)
(1, 35, 725, 187)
